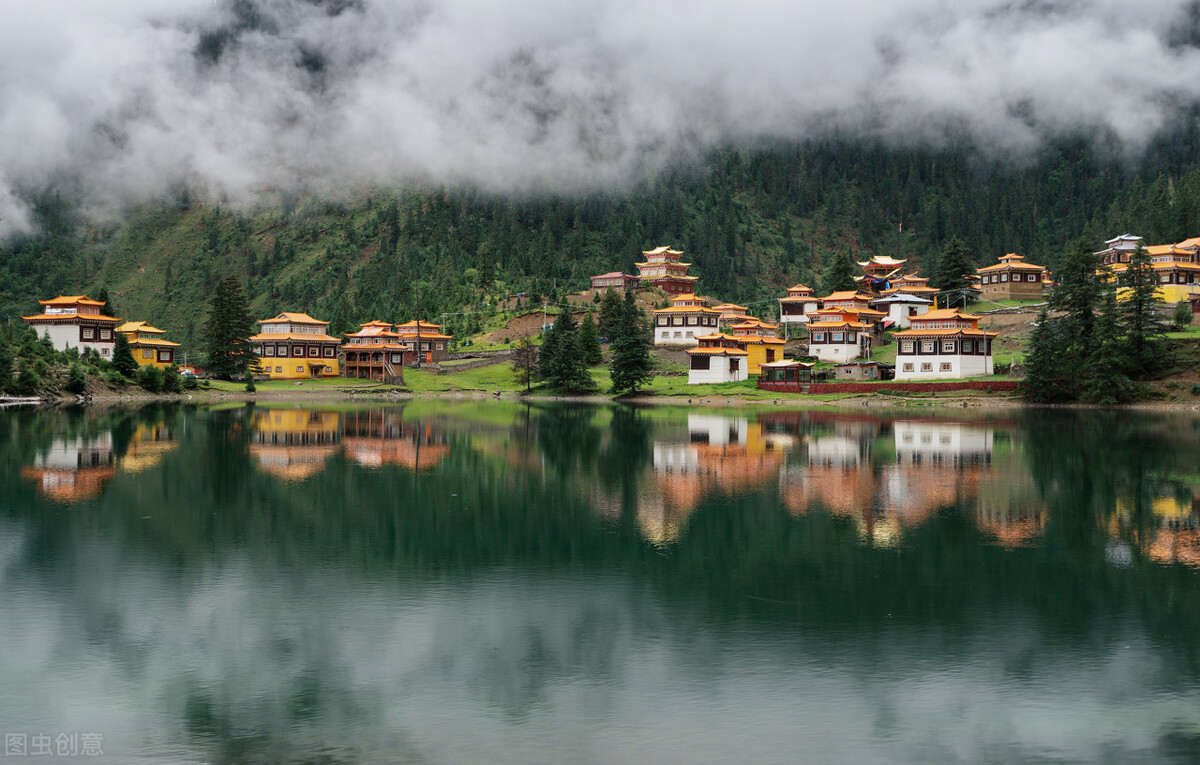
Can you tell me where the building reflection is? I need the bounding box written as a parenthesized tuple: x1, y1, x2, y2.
(249, 409, 341, 481)
(342, 410, 450, 471)
(119, 423, 178, 474)
(638, 414, 788, 543)
(20, 433, 116, 503)
(1116, 486, 1200, 567)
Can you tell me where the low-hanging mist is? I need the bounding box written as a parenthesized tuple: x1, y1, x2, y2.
(4, 0, 1200, 236)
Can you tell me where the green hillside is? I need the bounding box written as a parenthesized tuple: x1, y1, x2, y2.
(6, 133, 1200, 359)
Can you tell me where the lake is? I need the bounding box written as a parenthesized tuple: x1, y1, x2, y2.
(1, 401, 1199, 764)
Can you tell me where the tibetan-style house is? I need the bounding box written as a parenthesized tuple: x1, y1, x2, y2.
(686, 333, 749, 384)
(116, 321, 180, 368)
(589, 272, 640, 292)
(22, 296, 121, 360)
(977, 253, 1048, 300)
(856, 255, 908, 292)
(726, 318, 785, 373)
(250, 312, 341, 380)
(394, 320, 453, 362)
(891, 308, 996, 380)
(806, 311, 872, 363)
(653, 294, 723, 346)
(341, 321, 410, 381)
(778, 283, 820, 329)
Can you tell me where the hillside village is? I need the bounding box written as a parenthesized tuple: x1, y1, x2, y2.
(9, 231, 1200, 401)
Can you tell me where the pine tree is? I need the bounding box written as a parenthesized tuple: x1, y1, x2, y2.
(577, 313, 603, 365)
(821, 249, 858, 294)
(609, 291, 653, 396)
(96, 287, 113, 317)
(0, 341, 14, 394)
(1020, 307, 1074, 403)
(204, 275, 256, 380)
(598, 289, 624, 341)
(933, 237, 975, 308)
(1050, 237, 1102, 365)
(112, 333, 138, 379)
(1119, 244, 1168, 378)
(1082, 290, 1136, 404)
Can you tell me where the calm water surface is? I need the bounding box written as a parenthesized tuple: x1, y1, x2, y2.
(2, 402, 1199, 764)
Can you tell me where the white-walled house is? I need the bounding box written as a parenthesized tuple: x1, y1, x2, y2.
(22, 296, 121, 359)
(686, 333, 749, 384)
(870, 293, 933, 329)
(806, 315, 872, 362)
(891, 309, 996, 380)
(653, 294, 723, 346)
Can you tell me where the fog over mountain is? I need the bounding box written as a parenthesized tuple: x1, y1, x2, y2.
(3, 0, 1200, 236)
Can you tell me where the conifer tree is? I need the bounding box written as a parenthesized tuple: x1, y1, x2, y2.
(1119, 244, 1168, 378)
(598, 288, 623, 341)
(821, 249, 858, 294)
(112, 333, 138, 379)
(204, 275, 256, 380)
(610, 291, 653, 396)
(1082, 291, 1136, 404)
(0, 341, 14, 394)
(512, 336, 538, 393)
(1050, 237, 1102, 365)
(1020, 307, 1074, 403)
(933, 237, 976, 308)
(539, 310, 595, 392)
(577, 313, 603, 365)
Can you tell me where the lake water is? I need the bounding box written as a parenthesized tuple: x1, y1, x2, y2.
(2, 401, 1199, 764)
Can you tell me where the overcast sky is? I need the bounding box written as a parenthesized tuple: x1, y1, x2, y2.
(3, 0, 1200, 236)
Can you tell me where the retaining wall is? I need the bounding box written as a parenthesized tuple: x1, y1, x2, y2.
(758, 380, 1019, 394)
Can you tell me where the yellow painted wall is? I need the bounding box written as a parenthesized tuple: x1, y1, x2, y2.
(253, 356, 341, 380)
(130, 345, 176, 369)
(741, 342, 783, 374)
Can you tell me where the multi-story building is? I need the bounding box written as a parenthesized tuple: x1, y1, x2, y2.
(250, 312, 341, 380)
(879, 274, 940, 300)
(977, 253, 1049, 300)
(341, 320, 411, 381)
(855, 255, 908, 292)
(115, 321, 180, 368)
(22, 295, 121, 359)
(589, 272, 640, 292)
(714, 303, 749, 328)
(636, 246, 699, 295)
(1094, 234, 1143, 267)
(393, 320, 453, 363)
(869, 294, 933, 328)
(686, 333, 749, 384)
(1109, 239, 1200, 304)
(806, 311, 873, 363)
(778, 283, 820, 329)
(652, 294, 723, 346)
(892, 308, 996, 380)
(726, 318, 786, 373)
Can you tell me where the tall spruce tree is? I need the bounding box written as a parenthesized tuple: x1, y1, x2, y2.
(539, 309, 595, 392)
(1119, 244, 1168, 378)
(598, 288, 624, 341)
(577, 313, 603, 365)
(1020, 307, 1074, 403)
(821, 249, 858, 294)
(1050, 237, 1103, 374)
(1082, 290, 1136, 404)
(0, 340, 13, 394)
(204, 275, 256, 380)
(112, 333, 138, 379)
(609, 291, 653, 396)
(933, 237, 976, 308)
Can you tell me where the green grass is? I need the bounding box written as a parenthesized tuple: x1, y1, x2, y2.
(402, 364, 528, 393)
(972, 298, 1047, 311)
(1166, 323, 1200, 340)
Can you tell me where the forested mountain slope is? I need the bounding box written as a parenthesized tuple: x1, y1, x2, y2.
(6, 133, 1200, 347)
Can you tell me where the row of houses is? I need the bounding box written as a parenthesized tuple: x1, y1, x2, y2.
(23, 296, 452, 382)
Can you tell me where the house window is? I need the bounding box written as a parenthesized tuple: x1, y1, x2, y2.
(82, 328, 95, 340)
(265, 346, 275, 356)
(100, 329, 111, 340)
(729, 358, 739, 374)
(922, 341, 935, 353)
(324, 366, 332, 373)
(941, 363, 952, 371)
(275, 366, 283, 373)
(900, 341, 914, 354)
(391, 354, 402, 363)
(1001, 274, 1008, 282)
(921, 363, 933, 372)
(324, 347, 334, 357)
(308, 346, 319, 357)
(142, 350, 154, 359)
(674, 331, 682, 338)
(832, 333, 843, 342)
(942, 341, 956, 352)
(296, 366, 303, 373)
(812, 333, 825, 342)
(159, 351, 171, 362)
(962, 341, 973, 353)
(847, 332, 857, 342)
(436, 343, 444, 351)
(691, 354, 710, 370)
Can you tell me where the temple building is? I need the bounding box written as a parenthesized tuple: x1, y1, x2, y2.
(714, 303, 750, 328)
(589, 272, 640, 292)
(820, 290, 877, 312)
(870, 293, 932, 328)
(726, 318, 785, 373)
(892, 308, 996, 380)
(250, 312, 341, 380)
(686, 333, 749, 384)
(778, 284, 821, 329)
(976, 253, 1049, 300)
(879, 274, 940, 300)
(341, 321, 410, 381)
(1109, 238, 1200, 303)
(636, 246, 699, 295)
(806, 310, 872, 362)
(116, 321, 180, 368)
(855, 255, 908, 292)
(652, 294, 723, 346)
(1094, 234, 1143, 267)
(394, 320, 453, 363)
(22, 296, 121, 359)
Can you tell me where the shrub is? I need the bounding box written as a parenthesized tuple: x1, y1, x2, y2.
(1172, 301, 1194, 329)
(105, 369, 126, 388)
(162, 365, 183, 394)
(65, 363, 88, 395)
(182, 374, 199, 390)
(16, 367, 42, 396)
(137, 365, 164, 393)
(1192, 383, 1200, 396)
(245, 379, 256, 393)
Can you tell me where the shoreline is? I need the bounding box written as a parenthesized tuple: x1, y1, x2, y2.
(5, 387, 1199, 412)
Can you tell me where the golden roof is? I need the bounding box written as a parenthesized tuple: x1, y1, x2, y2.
(39, 295, 105, 306)
(250, 332, 341, 342)
(260, 312, 330, 325)
(807, 321, 872, 330)
(653, 306, 723, 315)
(915, 308, 982, 321)
(642, 246, 684, 256)
(891, 328, 997, 338)
(127, 337, 181, 348)
(687, 347, 749, 356)
(822, 290, 873, 301)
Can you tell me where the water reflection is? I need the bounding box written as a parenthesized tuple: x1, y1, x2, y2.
(4, 403, 1200, 762)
